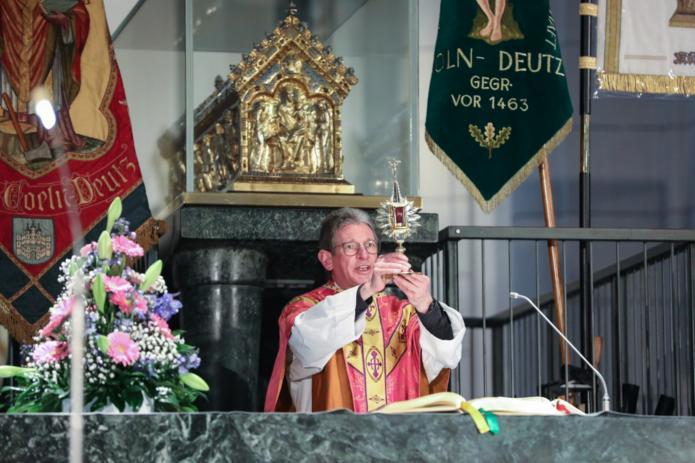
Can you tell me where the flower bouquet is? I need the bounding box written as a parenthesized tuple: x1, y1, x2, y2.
(0, 198, 208, 412)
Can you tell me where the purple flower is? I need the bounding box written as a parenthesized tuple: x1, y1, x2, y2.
(114, 317, 134, 331)
(137, 358, 159, 378)
(178, 353, 201, 374)
(85, 311, 98, 335)
(112, 218, 130, 235)
(152, 293, 182, 321)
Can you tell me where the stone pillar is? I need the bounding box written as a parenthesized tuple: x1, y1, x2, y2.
(172, 246, 267, 411)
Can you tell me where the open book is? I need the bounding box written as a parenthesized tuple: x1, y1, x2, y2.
(377, 392, 585, 416)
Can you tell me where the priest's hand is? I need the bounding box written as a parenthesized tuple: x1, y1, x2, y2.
(393, 272, 434, 314)
(360, 253, 411, 300)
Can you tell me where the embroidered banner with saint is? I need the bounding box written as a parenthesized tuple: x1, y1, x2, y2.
(425, 0, 573, 212)
(0, 0, 151, 343)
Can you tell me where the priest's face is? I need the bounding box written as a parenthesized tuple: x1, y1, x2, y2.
(319, 222, 378, 289)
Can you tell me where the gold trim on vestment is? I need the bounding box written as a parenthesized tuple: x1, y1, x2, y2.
(425, 118, 572, 214)
(344, 341, 364, 373)
(361, 298, 386, 411)
(385, 304, 414, 376)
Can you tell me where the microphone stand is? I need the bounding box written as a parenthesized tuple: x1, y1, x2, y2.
(510, 292, 611, 412)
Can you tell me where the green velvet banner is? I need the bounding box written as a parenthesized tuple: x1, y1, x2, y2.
(425, 0, 573, 212)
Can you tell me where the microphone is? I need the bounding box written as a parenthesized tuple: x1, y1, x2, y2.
(509, 291, 611, 412)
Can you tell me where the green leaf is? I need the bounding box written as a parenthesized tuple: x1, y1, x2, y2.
(92, 273, 106, 313)
(111, 392, 126, 412)
(0, 366, 35, 378)
(176, 343, 195, 354)
(97, 231, 113, 260)
(106, 197, 122, 233)
(91, 395, 108, 412)
(179, 372, 209, 392)
(97, 335, 110, 353)
(124, 389, 144, 410)
(140, 260, 162, 292)
(68, 260, 81, 277)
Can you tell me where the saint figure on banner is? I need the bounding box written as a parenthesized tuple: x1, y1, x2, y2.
(0, 0, 112, 171)
(471, 0, 524, 44)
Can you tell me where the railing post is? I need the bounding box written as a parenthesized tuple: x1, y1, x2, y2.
(443, 230, 460, 394)
(579, 0, 597, 412)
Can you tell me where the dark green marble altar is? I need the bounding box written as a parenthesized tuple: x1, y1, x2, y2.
(1, 412, 694, 462)
(170, 203, 439, 411)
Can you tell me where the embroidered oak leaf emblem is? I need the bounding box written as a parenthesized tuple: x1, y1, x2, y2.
(469, 122, 511, 159)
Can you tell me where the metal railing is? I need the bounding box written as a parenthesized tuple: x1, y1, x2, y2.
(425, 226, 695, 415)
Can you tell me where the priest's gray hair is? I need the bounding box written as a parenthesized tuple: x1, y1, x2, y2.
(318, 207, 378, 252)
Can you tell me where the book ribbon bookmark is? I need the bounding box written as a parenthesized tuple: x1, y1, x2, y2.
(459, 401, 492, 434)
(478, 408, 500, 435)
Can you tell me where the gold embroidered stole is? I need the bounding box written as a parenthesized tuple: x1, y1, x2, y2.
(343, 295, 415, 411)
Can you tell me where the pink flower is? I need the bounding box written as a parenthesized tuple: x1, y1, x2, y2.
(40, 296, 76, 337)
(109, 291, 132, 314)
(80, 242, 97, 256)
(107, 332, 140, 366)
(133, 292, 148, 315)
(32, 340, 68, 364)
(151, 314, 174, 340)
(111, 236, 144, 257)
(103, 275, 132, 293)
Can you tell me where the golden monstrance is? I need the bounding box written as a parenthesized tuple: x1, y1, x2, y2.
(376, 160, 421, 254)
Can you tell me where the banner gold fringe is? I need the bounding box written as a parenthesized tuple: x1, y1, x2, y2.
(426, 118, 573, 214)
(597, 71, 695, 96)
(0, 297, 49, 345)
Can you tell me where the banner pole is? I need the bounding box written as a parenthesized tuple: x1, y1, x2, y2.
(580, 0, 598, 409)
(538, 160, 569, 367)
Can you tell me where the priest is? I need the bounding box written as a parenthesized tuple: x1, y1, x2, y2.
(265, 207, 465, 412)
